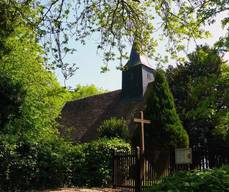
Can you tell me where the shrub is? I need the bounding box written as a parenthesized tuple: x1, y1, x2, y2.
(72, 138, 131, 187)
(0, 74, 25, 129)
(0, 136, 130, 191)
(0, 136, 41, 191)
(145, 166, 229, 192)
(0, 136, 71, 191)
(98, 117, 129, 141)
(34, 137, 74, 189)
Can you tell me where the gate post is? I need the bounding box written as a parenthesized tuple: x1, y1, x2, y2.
(135, 147, 141, 192)
(112, 149, 117, 188)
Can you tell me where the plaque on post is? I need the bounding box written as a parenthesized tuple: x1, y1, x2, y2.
(175, 148, 192, 164)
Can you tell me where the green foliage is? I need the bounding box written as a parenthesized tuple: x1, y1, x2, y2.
(0, 1, 129, 191)
(71, 84, 107, 100)
(5, 0, 228, 74)
(144, 69, 189, 149)
(213, 62, 229, 144)
(0, 2, 74, 191)
(34, 136, 72, 189)
(0, 0, 37, 58)
(145, 166, 229, 192)
(74, 138, 130, 187)
(0, 135, 74, 191)
(0, 138, 130, 191)
(0, 74, 25, 129)
(0, 4, 71, 190)
(167, 46, 229, 148)
(0, 2, 69, 139)
(1, 0, 228, 83)
(98, 117, 129, 141)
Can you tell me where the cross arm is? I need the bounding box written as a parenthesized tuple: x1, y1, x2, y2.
(134, 118, 151, 124)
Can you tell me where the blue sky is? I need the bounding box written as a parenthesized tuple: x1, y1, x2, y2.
(55, 13, 229, 91)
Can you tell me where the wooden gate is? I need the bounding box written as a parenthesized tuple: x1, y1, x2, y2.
(112, 148, 138, 191)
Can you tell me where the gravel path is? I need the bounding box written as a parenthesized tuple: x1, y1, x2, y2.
(39, 188, 128, 192)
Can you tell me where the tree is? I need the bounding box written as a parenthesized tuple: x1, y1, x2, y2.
(167, 46, 228, 142)
(0, 0, 70, 140)
(144, 69, 189, 150)
(0, 3, 73, 189)
(136, 69, 189, 178)
(71, 84, 107, 100)
(36, 0, 229, 66)
(4, 0, 228, 81)
(166, 46, 229, 165)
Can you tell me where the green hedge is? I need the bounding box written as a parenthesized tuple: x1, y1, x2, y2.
(71, 138, 130, 187)
(0, 137, 39, 191)
(0, 136, 73, 191)
(145, 166, 229, 192)
(0, 137, 130, 191)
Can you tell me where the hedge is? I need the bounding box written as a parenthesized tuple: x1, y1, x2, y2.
(0, 137, 130, 191)
(145, 166, 229, 192)
(70, 138, 130, 187)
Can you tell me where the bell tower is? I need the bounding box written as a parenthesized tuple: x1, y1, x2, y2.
(122, 44, 154, 99)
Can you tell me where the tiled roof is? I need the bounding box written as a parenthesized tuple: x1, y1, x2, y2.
(59, 90, 146, 142)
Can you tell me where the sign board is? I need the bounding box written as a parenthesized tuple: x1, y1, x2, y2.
(175, 148, 192, 164)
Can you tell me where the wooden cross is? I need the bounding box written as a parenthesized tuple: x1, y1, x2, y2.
(134, 111, 151, 154)
(134, 111, 151, 185)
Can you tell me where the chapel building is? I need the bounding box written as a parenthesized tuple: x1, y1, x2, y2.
(59, 45, 155, 142)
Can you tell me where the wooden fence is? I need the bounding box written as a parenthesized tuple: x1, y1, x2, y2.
(113, 146, 228, 192)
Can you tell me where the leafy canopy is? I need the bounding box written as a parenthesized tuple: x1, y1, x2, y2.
(4, 0, 229, 81)
(0, 0, 69, 140)
(167, 46, 229, 148)
(71, 84, 107, 100)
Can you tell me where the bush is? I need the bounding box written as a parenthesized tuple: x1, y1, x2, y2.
(0, 137, 130, 191)
(145, 166, 229, 192)
(0, 136, 71, 191)
(0, 74, 25, 129)
(72, 138, 131, 187)
(34, 138, 130, 188)
(34, 137, 74, 189)
(98, 117, 129, 141)
(0, 137, 38, 191)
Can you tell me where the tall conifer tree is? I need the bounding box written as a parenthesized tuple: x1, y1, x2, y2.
(144, 69, 189, 150)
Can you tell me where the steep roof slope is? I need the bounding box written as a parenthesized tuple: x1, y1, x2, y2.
(59, 90, 145, 142)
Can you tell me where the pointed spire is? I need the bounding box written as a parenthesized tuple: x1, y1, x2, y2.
(126, 43, 153, 69)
